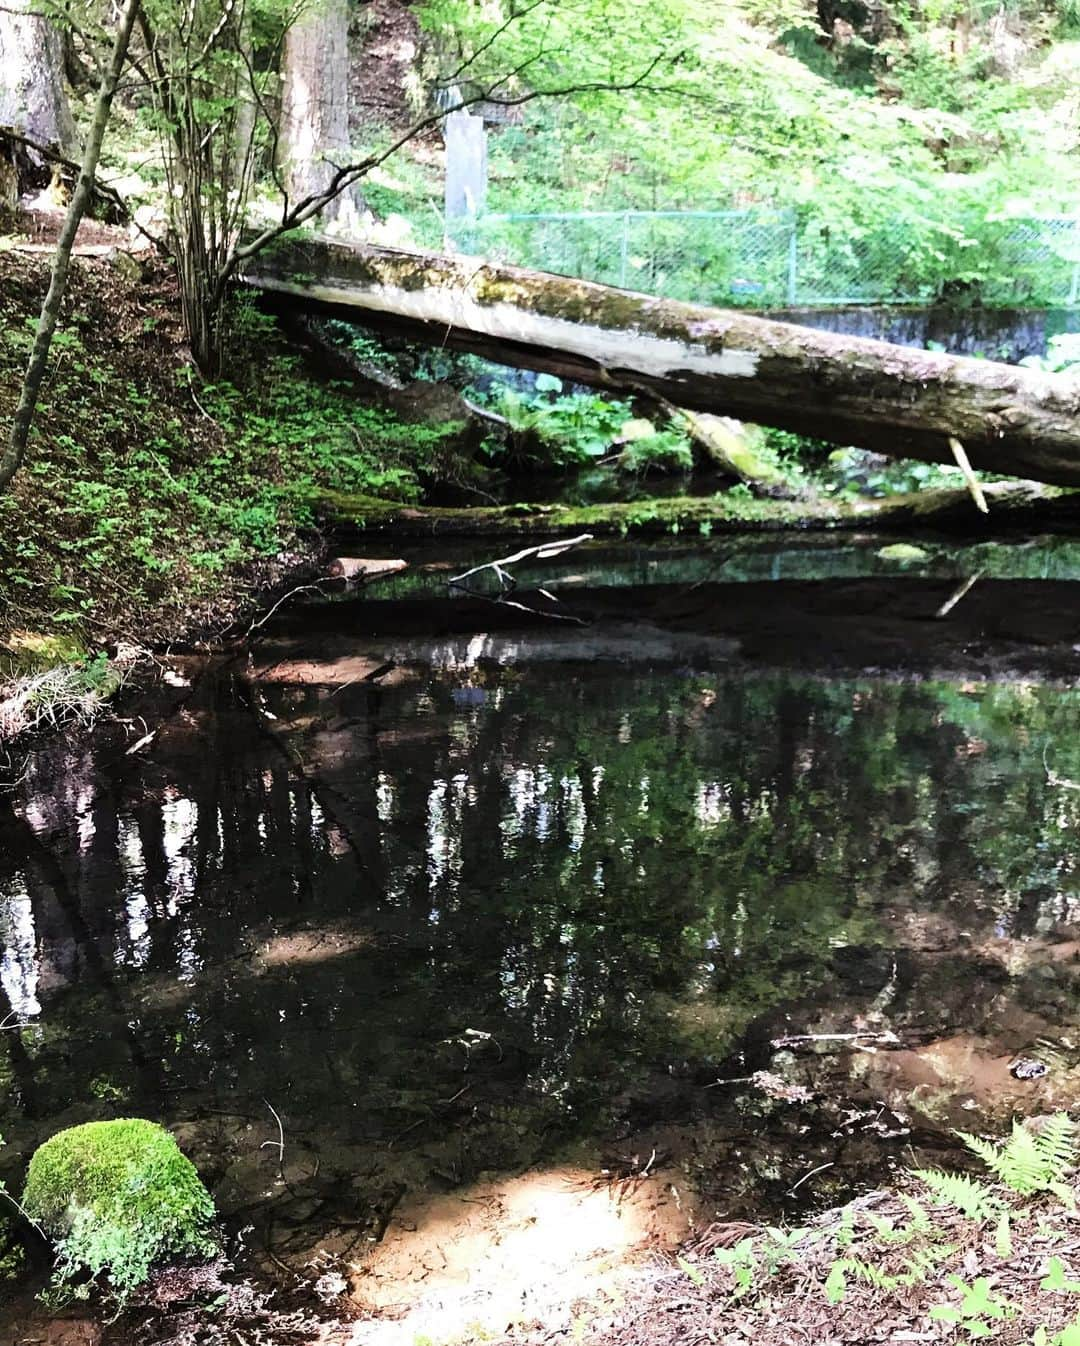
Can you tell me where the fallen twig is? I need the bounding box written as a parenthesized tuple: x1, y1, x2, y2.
(788, 1161, 835, 1195)
(771, 1030, 900, 1048)
(448, 534, 594, 590)
(948, 436, 989, 514)
(935, 570, 984, 619)
(261, 1099, 286, 1182)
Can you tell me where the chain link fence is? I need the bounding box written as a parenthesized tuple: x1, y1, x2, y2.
(447, 209, 1080, 308)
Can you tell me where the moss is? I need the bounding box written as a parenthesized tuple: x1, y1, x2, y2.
(0, 631, 90, 681)
(319, 489, 838, 537)
(22, 1119, 218, 1306)
(319, 480, 1065, 540)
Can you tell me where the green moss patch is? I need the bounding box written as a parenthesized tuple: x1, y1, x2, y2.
(22, 1118, 218, 1306)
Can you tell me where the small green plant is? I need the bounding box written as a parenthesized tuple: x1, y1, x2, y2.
(616, 428, 694, 475)
(930, 1274, 1015, 1339)
(713, 1237, 759, 1296)
(1041, 1257, 1080, 1295)
(21, 1119, 218, 1308)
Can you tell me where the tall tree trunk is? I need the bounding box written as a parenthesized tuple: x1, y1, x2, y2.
(0, 1, 78, 159)
(0, 0, 141, 496)
(278, 0, 361, 229)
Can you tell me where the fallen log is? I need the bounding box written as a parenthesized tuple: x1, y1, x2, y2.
(326, 556, 407, 584)
(243, 238, 1080, 487)
(319, 480, 1073, 539)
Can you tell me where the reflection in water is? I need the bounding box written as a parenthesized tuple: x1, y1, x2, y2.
(1, 666, 1080, 1281)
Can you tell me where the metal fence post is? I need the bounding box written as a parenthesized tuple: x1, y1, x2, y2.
(787, 220, 798, 306)
(619, 212, 630, 288)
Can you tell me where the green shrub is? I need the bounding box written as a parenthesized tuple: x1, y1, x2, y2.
(21, 1118, 218, 1307)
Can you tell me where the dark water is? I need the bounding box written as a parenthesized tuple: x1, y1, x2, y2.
(2, 570, 1080, 1304)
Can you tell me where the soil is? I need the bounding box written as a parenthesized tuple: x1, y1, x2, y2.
(349, 0, 428, 138)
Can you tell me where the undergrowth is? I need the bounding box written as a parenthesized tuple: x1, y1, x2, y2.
(677, 1114, 1080, 1344)
(0, 253, 466, 653)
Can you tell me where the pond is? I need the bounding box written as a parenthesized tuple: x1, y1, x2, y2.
(2, 542, 1079, 1337)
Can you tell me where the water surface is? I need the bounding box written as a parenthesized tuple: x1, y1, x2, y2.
(2, 570, 1080, 1313)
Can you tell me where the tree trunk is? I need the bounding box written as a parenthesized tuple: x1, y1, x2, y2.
(278, 0, 361, 229)
(0, 0, 141, 495)
(0, 2, 78, 159)
(244, 238, 1080, 488)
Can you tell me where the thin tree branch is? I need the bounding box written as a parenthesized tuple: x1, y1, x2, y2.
(227, 48, 679, 280)
(0, 0, 142, 495)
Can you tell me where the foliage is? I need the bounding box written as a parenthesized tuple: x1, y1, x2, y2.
(0, 259, 471, 649)
(420, 0, 1080, 306)
(676, 1114, 1080, 1341)
(21, 1119, 218, 1307)
(930, 1274, 1014, 1338)
(818, 448, 969, 499)
(1022, 333, 1080, 375)
(475, 375, 632, 465)
(470, 373, 694, 472)
(957, 1116, 1078, 1199)
(615, 428, 694, 475)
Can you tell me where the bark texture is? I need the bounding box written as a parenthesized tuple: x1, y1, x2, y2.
(278, 0, 361, 228)
(0, 2, 77, 158)
(244, 238, 1080, 487)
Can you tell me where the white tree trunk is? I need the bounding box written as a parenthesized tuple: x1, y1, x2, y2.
(0, 1, 77, 158)
(278, 0, 361, 229)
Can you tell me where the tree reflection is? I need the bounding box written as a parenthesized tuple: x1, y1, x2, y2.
(0, 667, 1078, 1198)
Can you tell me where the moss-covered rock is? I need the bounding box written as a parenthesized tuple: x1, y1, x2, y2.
(22, 1118, 218, 1305)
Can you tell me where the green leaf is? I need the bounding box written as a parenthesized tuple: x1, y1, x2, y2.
(1041, 1257, 1080, 1294)
(995, 1212, 1013, 1259)
(824, 1262, 846, 1305)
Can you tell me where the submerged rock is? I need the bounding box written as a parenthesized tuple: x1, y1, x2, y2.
(876, 543, 931, 563)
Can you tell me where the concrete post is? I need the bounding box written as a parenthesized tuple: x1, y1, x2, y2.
(444, 109, 488, 220)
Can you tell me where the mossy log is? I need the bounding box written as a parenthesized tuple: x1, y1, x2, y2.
(243, 238, 1080, 487)
(319, 481, 1075, 540)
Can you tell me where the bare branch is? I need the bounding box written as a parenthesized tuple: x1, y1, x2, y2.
(440, 0, 551, 88)
(228, 47, 680, 279)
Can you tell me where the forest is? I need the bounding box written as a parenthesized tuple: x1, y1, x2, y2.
(1, 0, 1080, 1343)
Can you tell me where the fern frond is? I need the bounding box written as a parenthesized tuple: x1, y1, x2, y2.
(959, 1131, 1002, 1172)
(960, 1115, 1077, 1197)
(898, 1242, 958, 1286)
(914, 1168, 1001, 1219)
(996, 1211, 1013, 1259)
(835, 1256, 899, 1290)
(1036, 1115, 1077, 1181)
(898, 1193, 933, 1235)
(866, 1212, 903, 1244)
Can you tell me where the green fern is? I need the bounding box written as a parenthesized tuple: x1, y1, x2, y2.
(833, 1255, 900, 1290)
(898, 1193, 933, 1235)
(897, 1241, 958, 1286)
(959, 1115, 1077, 1197)
(913, 1168, 1001, 1219)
